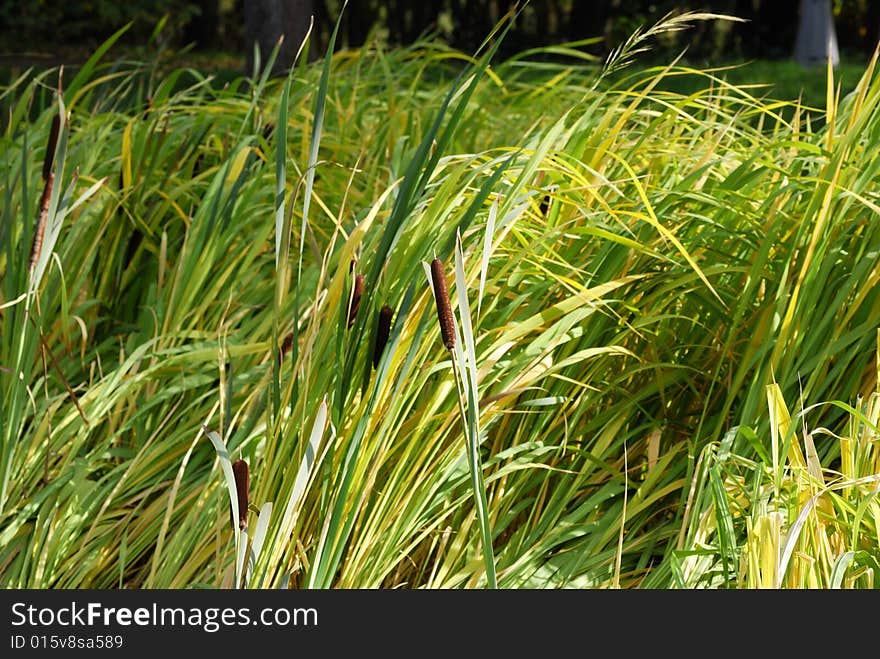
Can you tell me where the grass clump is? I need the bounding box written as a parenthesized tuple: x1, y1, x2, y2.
(1, 12, 878, 589)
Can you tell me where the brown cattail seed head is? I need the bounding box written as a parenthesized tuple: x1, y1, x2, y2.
(430, 258, 455, 351)
(347, 273, 365, 329)
(539, 193, 551, 217)
(29, 172, 54, 271)
(373, 304, 393, 369)
(279, 332, 293, 361)
(232, 459, 249, 531)
(42, 113, 61, 181)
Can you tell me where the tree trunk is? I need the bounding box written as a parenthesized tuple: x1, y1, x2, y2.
(794, 0, 839, 67)
(244, 0, 314, 76)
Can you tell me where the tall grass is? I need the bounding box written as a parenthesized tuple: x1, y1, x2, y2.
(1, 13, 878, 588)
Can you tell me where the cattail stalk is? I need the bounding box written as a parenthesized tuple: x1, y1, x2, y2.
(430, 258, 455, 350)
(232, 459, 249, 531)
(29, 172, 54, 271)
(373, 304, 393, 369)
(434, 256, 497, 587)
(347, 273, 365, 328)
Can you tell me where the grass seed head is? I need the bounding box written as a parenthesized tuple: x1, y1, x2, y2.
(430, 258, 455, 351)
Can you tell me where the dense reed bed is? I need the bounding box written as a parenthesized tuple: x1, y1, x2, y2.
(1, 15, 878, 588)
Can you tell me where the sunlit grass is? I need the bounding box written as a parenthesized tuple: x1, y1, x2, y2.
(1, 13, 878, 589)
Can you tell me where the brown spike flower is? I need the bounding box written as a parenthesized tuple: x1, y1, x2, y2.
(232, 459, 249, 531)
(430, 258, 455, 351)
(347, 273, 365, 329)
(539, 193, 551, 217)
(29, 172, 54, 271)
(279, 332, 294, 361)
(373, 304, 393, 369)
(42, 113, 61, 182)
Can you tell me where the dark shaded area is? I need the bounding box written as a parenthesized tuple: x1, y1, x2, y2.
(243, 0, 314, 73)
(0, 0, 200, 56)
(0, 1, 877, 66)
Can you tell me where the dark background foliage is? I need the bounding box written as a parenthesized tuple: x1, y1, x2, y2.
(0, 1, 878, 65)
